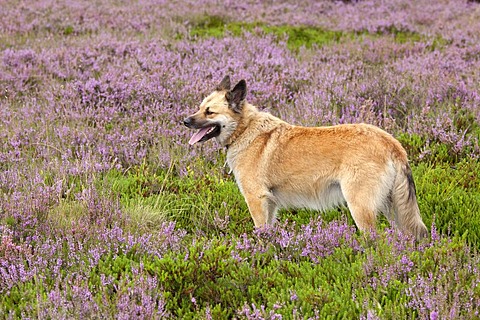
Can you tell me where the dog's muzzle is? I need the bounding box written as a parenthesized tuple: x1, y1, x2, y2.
(183, 117, 194, 128)
(184, 116, 221, 145)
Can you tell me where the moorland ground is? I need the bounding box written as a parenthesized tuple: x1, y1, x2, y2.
(1, 0, 480, 318)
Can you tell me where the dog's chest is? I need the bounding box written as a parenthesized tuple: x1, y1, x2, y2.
(225, 148, 249, 192)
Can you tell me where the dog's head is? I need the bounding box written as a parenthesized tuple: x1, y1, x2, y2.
(184, 76, 247, 146)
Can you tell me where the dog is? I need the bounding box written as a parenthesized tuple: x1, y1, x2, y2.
(184, 76, 428, 240)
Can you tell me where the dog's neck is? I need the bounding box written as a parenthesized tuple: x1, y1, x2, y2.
(223, 103, 258, 149)
(223, 103, 288, 175)
(224, 103, 287, 151)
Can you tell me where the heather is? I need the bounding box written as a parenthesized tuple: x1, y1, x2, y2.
(1, 0, 480, 318)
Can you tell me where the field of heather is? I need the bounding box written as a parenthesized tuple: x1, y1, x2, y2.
(1, 0, 480, 318)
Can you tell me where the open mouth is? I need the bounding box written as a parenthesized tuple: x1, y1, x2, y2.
(188, 124, 221, 145)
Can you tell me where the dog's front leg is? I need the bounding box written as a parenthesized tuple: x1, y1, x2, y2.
(244, 192, 277, 227)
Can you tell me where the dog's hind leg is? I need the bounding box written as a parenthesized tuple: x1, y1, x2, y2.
(345, 202, 376, 233)
(340, 163, 396, 234)
(244, 192, 277, 227)
(341, 183, 378, 233)
(266, 201, 278, 225)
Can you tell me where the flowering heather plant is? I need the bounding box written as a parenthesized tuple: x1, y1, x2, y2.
(233, 218, 361, 263)
(1, 0, 480, 318)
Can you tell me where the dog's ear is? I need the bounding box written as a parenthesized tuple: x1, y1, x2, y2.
(226, 80, 247, 113)
(216, 75, 231, 91)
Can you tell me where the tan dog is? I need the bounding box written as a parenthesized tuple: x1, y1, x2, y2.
(184, 76, 428, 240)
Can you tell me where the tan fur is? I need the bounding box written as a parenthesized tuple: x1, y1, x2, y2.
(184, 77, 428, 240)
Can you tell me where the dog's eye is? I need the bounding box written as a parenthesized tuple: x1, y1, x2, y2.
(205, 108, 214, 116)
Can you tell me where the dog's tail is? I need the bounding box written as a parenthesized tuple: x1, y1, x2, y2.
(392, 163, 428, 240)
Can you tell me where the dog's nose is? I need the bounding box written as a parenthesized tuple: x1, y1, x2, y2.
(183, 117, 192, 128)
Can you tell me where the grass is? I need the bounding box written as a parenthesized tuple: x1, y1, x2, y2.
(191, 18, 345, 50)
(103, 162, 253, 235)
(188, 15, 449, 51)
(42, 141, 480, 247)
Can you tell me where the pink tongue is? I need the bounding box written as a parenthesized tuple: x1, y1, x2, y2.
(188, 127, 211, 145)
